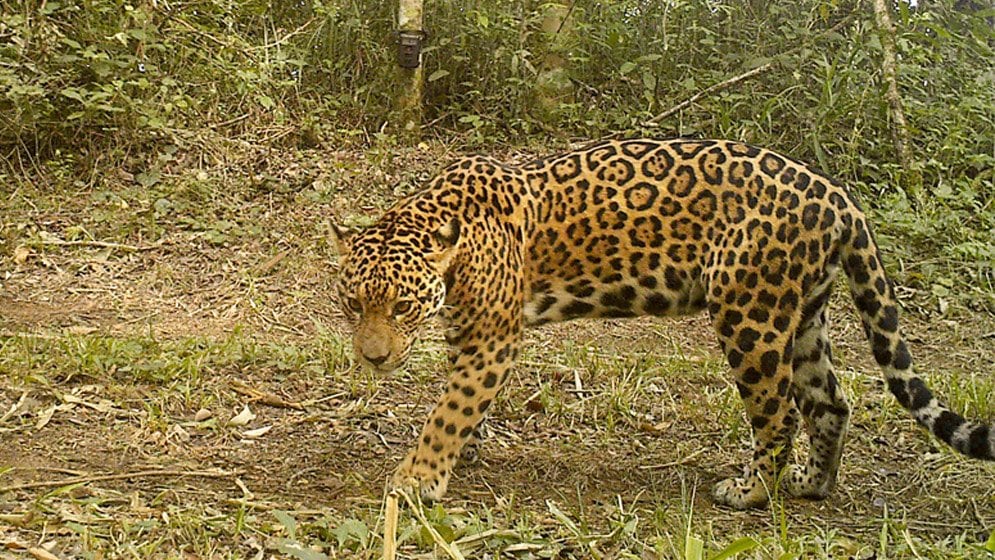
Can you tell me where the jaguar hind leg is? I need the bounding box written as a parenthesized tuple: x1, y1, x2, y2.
(460, 424, 486, 464)
(784, 296, 851, 499)
(709, 281, 803, 508)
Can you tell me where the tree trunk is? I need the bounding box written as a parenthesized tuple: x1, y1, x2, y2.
(396, 0, 424, 138)
(872, 0, 921, 197)
(535, 1, 575, 117)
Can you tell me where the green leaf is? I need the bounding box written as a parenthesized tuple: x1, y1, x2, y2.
(331, 518, 369, 549)
(135, 170, 161, 188)
(642, 70, 657, 91)
(428, 69, 450, 82)
(931, 283, 951, 297)
(210, 220, 238, 232)
(708, 537, 759, 560)
(275, 539, 328, 560)
(985, 528, 995, 552)
(433, 522, 455, 543)
(203, 229, 229, 244)
(272, 510, 297, 539)
(60, 88, 84, 103)
(43, 481, 87, 498)
(546, 501, 581, 537)
(620, 61, 637, 75)
(684, 534, 704, 560)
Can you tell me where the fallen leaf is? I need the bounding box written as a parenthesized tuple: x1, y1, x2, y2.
(254, 251, 287, 276)
(27, 547, 61, 560)
(35, 405, 57, 429)
(503, 543, 544, 553)
(242, 425, 272, 439)
(13, 245, 32, 265)
(0, 511, 34, 527)
(638, 421, 672, 433)
(169, 424, 191, 442)
(229, 405, 256, 426)
(39, 231, 62, 243)
(63, 325, 98, 335)
(194, 408, 212, 422)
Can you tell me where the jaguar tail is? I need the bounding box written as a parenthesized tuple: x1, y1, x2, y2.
(840, 210, 994, 460)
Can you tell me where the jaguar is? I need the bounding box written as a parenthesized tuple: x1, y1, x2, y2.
(331, 138, 993, 509)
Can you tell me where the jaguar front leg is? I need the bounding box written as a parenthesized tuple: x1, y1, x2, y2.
(443, 327, 488, 466)
(393, 328, 521, 500)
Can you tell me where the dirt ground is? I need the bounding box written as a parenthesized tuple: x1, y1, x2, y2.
(1, 143, 994, 558)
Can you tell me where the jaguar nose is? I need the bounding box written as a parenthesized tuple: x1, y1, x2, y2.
(364, 353, 389, 367)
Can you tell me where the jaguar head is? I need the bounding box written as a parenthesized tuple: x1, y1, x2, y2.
(331, 217, 460, 373)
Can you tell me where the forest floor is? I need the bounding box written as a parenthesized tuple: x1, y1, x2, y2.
(1, 138, 994, 559)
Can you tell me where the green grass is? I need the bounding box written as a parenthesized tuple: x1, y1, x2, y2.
(3, 325, 994, 559)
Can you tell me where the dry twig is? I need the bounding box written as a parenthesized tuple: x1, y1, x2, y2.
(27, 548, 61, 560)
(230, 380, 305, 410)
(639, 12, 857, 128)
(0, 468, 238, 493)
(644, 62, 775, 125)
(26, 238, 165, 252)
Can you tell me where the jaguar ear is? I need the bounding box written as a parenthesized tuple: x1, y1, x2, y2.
(328, 221, 353, 256)
(427, 217, 461, 273)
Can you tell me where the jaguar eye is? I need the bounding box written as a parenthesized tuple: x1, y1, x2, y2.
(393, 300, 413, 316)
(345, 297, 363, 313)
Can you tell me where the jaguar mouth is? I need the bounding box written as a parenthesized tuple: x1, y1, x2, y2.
(358, 355, 407, 374)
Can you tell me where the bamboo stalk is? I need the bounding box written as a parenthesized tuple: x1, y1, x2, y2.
(383, 491, 399, 560)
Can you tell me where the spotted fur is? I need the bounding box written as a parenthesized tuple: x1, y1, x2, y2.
(332, 138, 994, 509)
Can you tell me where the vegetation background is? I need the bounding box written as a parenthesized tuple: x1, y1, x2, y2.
(1, 0, 994, 559)
(3, 0, 994, 307)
